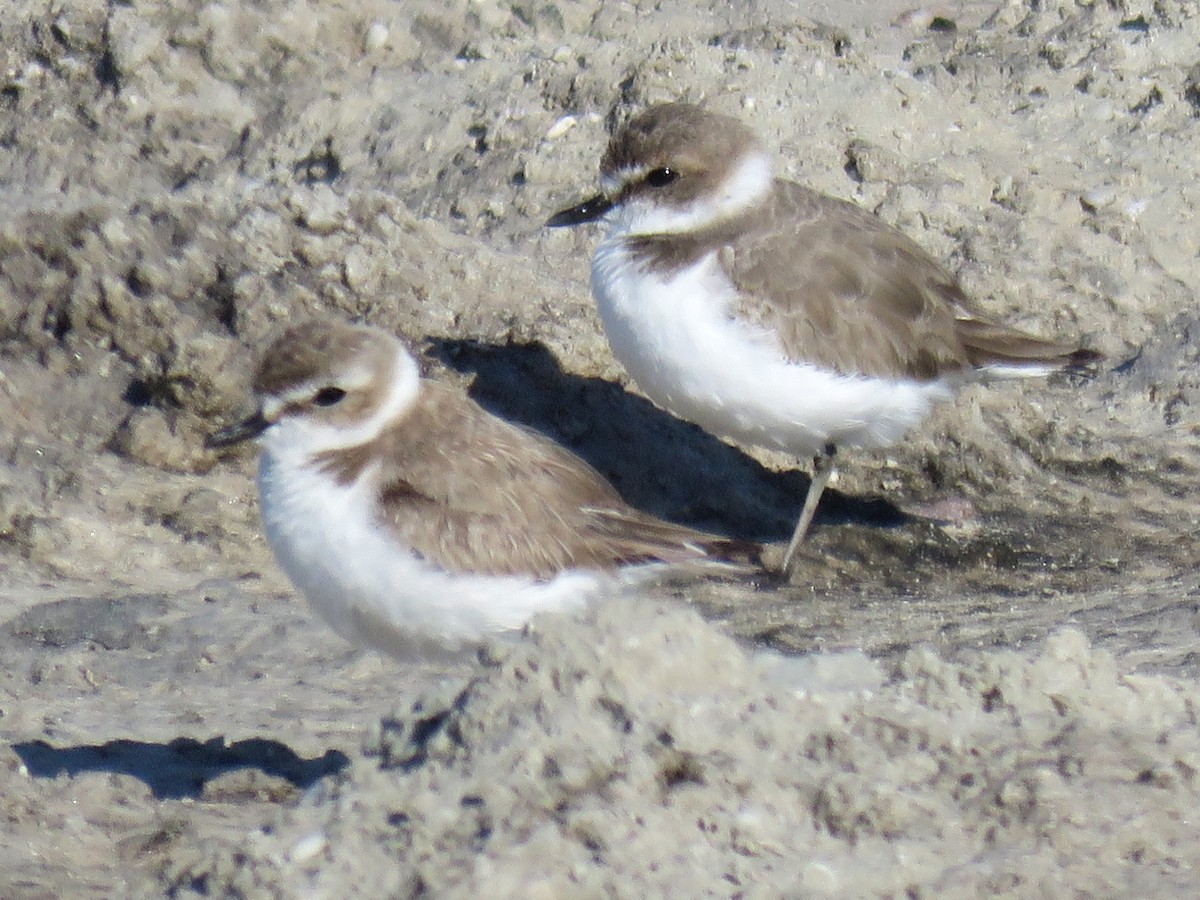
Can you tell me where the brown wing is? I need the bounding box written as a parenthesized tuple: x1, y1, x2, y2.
(724, 181, 1094, 380)
(323, 383, 758, 579)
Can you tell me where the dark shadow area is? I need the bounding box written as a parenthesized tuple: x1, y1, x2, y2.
(13, 737, 349, 800)
(426, 337, 907, 542)
(3, 593, 169, 651)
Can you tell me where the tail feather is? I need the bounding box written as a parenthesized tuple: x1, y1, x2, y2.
(956, 314, 1102, 376)
(1062, 347, 1104, 374)
(689, 535, 764, 569)
(583, 506, 764, 570)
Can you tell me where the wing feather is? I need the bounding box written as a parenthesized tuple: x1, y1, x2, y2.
(716, 182, 1093, 380)
(352, 383, 756, 578)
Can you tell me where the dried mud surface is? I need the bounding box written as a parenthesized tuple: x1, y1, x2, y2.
(2, 0, 1199, 895)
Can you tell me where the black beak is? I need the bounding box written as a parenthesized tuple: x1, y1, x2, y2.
(205, 410, 270, 450)
(545, 194, 613, 228)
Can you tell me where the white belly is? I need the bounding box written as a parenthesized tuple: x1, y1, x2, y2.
(256, 450, 607, 660)
(591, 242, 954, 456)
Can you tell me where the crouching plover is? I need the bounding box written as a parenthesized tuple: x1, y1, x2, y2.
(206, 320, 759, 659)
(547, 102, 1100, 578)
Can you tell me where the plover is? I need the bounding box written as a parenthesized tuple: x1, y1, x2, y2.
(206, 320, 758, 659)
(547, 102, 1099, 577)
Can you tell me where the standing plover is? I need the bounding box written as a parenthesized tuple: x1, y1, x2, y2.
(547, 102, 1099, 577)
(207, 320, 758, 658)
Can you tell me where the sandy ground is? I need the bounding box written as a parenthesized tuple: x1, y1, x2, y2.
(2, 0, 1200, 895)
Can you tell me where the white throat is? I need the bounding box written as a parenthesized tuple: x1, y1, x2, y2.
(604, 149, 774, 238)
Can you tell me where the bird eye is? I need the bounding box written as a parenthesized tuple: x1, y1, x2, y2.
(644, 167, 678, 188)
(313, 387, 347, 407)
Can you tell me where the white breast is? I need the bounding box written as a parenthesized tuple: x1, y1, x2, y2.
(255, 443, 611, 660)
(590, 242, 954, 456)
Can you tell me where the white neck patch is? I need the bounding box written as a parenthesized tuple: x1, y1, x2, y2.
(605, 150, 774, 237)
(260, 348, 421, 462)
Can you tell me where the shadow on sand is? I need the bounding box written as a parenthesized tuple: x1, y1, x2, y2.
(13, 737, 349, 800)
